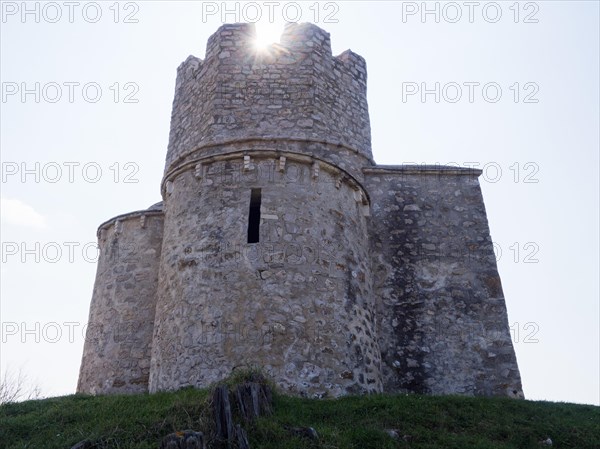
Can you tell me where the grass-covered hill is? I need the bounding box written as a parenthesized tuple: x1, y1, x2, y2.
(1, 385, 598, 449)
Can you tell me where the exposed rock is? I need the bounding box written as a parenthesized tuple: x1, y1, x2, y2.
(384, 429, 400, 440)
(70, 441, 92, 449)
(286, 426, 319, 440)
(234, 424, 250, 449)
(212, 385, 234, 442)
(159, 430, 205, 449)
(235, 381, 273, 422)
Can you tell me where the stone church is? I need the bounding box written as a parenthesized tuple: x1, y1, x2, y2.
(77, 23, 523, 399)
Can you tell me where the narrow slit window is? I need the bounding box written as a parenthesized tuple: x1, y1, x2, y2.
(247, 188, 261, 243)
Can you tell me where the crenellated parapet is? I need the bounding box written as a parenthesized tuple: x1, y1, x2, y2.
(165, 23, 372, 182)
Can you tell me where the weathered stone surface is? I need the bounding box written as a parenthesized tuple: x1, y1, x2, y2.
(384, 429, 400, 440)
(235, 381, 273, 421)
(234, 424, 250, 449)
(150, 156, 381, 397)
(159, 430, 205, 449)
(77, 23, 522, 399)
(211, 382, 266, 448)
(70, 441, 92, 449)
(212, 385, 234, 442)
(364, 166, 523, 397)
(286, 426, 319, 440)
(77, 206, 164, 394)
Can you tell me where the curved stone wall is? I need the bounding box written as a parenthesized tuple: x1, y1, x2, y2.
(77, 207, 164, 394)
(149, 152, 381, 397)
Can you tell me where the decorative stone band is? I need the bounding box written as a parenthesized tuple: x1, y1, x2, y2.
(96, 208, 164, 240)
(161, 149, 372, 209)
(164, 137, 375, 183)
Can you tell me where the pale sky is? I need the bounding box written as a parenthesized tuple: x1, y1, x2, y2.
(1, 1, 598, 405)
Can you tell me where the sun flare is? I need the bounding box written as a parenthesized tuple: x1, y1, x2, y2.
(253, 22, 283, 51)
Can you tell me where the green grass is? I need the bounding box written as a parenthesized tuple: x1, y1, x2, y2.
(1, 389, 598, 449)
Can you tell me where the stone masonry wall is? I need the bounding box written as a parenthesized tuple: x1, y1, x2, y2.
(77, 207, 164, 394)
(149, 153, 382, 397)
(165, 23, 372, 182)
(364, 166, 523, 397)
(77, 23, 523, 399)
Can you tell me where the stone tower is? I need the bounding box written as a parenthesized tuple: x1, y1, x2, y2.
(77, 23, 523, 399)
(77, 204, 163, 394)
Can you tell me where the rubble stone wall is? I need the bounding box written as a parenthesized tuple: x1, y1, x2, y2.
(364, 166, 523, 398)
(149, 153, 382, 398)
(77, 208, 164, 394)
